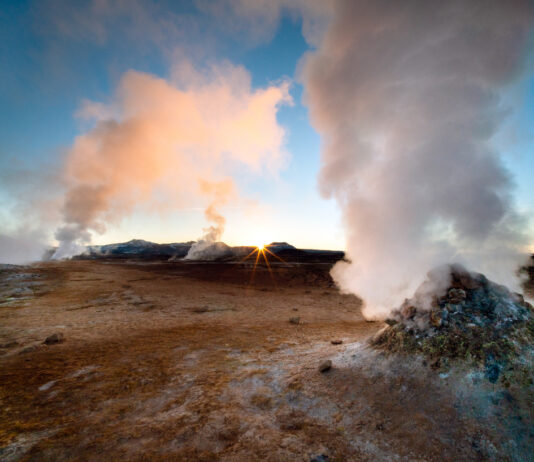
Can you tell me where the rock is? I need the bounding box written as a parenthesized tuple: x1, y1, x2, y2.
(331, 340, 343, 345)
(191, 306, 209, 313)
(400, 304, 416, 320)
(370, 326, 389, 344)
(310, 455, 329, 462)
(448, 288, 466, 304)
(372, 264, 534, 386)
(44, 333, 65, 345)
(429, 309, 443, 327)
(449, 264, 486, 290)
(319, 360, 332, 373)
(485, 362, 501, 384)
(289, 317, 300, 325)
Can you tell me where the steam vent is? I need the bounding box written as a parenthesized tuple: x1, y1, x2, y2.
(372, 264, 534, 385)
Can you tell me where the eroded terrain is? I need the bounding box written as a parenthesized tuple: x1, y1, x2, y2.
(1, 260, 533, 461)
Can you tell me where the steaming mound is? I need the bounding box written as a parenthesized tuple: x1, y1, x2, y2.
(184, 241, 232, 261)
(372, 264, 534, 384)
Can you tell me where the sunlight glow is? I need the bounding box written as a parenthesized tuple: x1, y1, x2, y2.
(240, 242, 288, 287)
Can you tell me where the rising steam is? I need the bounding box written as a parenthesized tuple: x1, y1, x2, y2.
(185, 179, 234, 260)
(53, 62, 290, 258)
(302, 0, 534, 318)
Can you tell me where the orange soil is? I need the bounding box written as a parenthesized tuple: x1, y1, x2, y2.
(0, 260, 512, 461)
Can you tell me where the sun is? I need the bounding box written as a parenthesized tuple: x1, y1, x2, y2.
(240, 240, 287, 287)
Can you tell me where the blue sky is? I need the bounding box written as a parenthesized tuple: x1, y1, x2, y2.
(0, 1, 532, 251)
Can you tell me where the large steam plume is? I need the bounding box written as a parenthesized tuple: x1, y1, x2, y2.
(53, 61, 290, 258)
(302, 0, 534, 318)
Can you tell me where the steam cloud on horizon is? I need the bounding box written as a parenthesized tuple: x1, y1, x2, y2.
(184, 179, 235, 260)
(302, 0, 534, 318)
(52, 61, 290, 259)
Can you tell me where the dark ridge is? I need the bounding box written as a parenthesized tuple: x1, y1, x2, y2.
(45, 240, 345, 264)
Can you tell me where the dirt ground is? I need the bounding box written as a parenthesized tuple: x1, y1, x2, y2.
(1, 260, 532, 461)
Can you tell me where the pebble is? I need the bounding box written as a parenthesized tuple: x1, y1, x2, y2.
(44, 333, 65, 345)
(310, 455, 329, 462)
(319, 360, 332, 373)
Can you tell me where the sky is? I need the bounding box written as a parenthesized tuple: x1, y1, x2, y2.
(0, 0, 533, 256)
(0, 0, 344, 251)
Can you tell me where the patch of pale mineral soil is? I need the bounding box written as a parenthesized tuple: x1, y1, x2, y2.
(0, 429, 60, 462)
(0, 260, 531, 461)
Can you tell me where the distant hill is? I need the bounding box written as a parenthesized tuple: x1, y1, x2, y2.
(48, 239, 345, 263)
(86, 239, 194, 259)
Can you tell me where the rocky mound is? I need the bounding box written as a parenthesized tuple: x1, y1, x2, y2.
(372, 264, 534, 384)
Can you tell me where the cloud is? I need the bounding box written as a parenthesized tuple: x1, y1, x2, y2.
(195, 0, 332, 47)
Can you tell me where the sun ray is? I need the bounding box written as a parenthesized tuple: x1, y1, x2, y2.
(243, 243, 287, 288)
(263, 247, 286, 264)
(261, 247, 278, 288)
(240, 247, 259, 263)
(248, 247, 262, 285)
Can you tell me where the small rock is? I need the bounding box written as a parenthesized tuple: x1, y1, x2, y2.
(331, 340, 343, 345)
(429, 309, 442, 327)
(448, 288, 466, 304)
(44, 333, 65, 345)
(289, 317, 300, 325)
(400, 304, 416, 320)
(191, 306, 210, 313)
(430, 357, 441, 370)
(485, 363, 501, 384)
(292, 308, 299, 311)
(319, 360, 332, 373)
(310, 455, 329, 462)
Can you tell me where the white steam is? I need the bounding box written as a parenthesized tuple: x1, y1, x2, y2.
(52, 61, 290, 258)
(302, 0, 534, 318)
(185, 180, 234, 260)
(0, 232, 49, 265)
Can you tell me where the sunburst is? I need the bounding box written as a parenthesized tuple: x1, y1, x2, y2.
(241, 243, 286, 285)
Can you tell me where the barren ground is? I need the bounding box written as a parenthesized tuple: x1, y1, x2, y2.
(1, 260, 532, 461)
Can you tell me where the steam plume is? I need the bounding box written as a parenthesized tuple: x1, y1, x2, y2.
(0, 232, 48, 265)
(302, 0, 534, 318)
(185, 179, 234, 260)
(53, 62, 290, 258)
